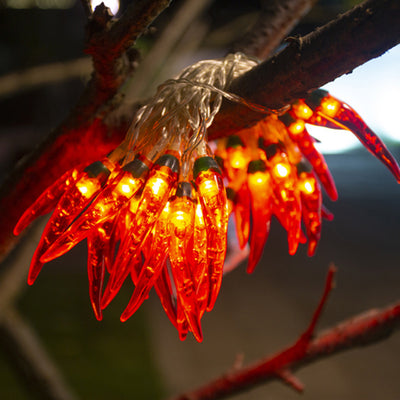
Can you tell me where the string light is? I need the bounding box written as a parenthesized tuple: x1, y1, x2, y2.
(14, 54, 400, 342)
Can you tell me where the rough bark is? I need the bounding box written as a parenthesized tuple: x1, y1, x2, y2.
(209, 0, 400, 139)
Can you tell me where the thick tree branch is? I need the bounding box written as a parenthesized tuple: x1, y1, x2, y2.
(0, 0, 171, 263)
(209, 0, 400, 139)
(230, 0, 319, 60)
(171, 267, 400, 400)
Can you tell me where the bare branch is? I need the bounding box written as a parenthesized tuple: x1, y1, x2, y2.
(80, 0, 92, 19)
(171, 269, 400, 400)
(209, 0, 400, 139)
(127, 0, 213, 99)
(0, 58, 91, 100)
(0, 308, 78, 400)
(87, 0, 172, 61)
(230, 0, 319, 59)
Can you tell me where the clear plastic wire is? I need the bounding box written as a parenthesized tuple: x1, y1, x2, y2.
(115, 53, 282, 167)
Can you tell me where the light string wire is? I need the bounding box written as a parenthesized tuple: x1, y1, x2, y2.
(110, 53, 289, 166)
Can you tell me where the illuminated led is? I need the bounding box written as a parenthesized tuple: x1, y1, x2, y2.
(76, 178, 100, 198)
(199, 179, 219, 197)
(293, 102, 313, 120)
(288, 120, 305, 135)
(320, 97, 340, 117)
(273, 163, 290, 178)
(248, 171, 268, 186)
(195, 203, 203, 219)
(303, 181, 314, 193)
(150, 177, 166, 196)
(78, 185, 88, 195)
(230, 150, 247, 169)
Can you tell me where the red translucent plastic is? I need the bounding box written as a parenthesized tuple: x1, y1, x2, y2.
(120, 203, 170, 322)
(43, 169, 147, 262)
(28, 171, 106, 285)
(318, 100, 400, 182)
(233, 185, 251, 249)
(13, 167, 82, 236)
(246, 168, 273, 273)
(87, 220, 116, 321)
(190, 201, 209, 317)
(286, 123, 338, 201)
(195, 168, 228, 312)
(298, 172, 322, 256)
(168, 195, 202, 341)
(103, 165, 177, 306)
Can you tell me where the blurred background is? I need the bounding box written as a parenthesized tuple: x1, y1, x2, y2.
(0, 0, 399, 398)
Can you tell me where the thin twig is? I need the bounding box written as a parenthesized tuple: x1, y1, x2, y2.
(230, 0, 319, 60)
(80, 0, 92, 18)
(127, 0, 213, 99)
(87, 0, 172, 60)
(0, 307, 78, 400)
(0, 58, 91, 100)
(171, 269, 400, 400)
(209, 0, 400, 139)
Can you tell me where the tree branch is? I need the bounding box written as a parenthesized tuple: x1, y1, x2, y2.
(171, 267, 400, 400)
(0, 58, 91, 99)
(0, 308, 78, 400)
(230, 0, 319, 60)
(209, 0, 400, 139)
(0, 0, 171, 263)
(127, 0, 213, 99)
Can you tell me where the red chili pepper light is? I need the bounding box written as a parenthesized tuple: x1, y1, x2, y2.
(246, 159, 273, 273)
(153, 265, 180, 332)
(190, 200, 209, 317)
(224, 135, 250, 185)
(167, 182, 202, 341)
(120, 201, 170, 322)
(305, 89, 400, 182)
(13, 167, 82, 236)
(297, 162, 322, 256)
(87, 218, 117, 321)
(233, 184, 251, 249)
(280, 112, 338, 201)
(41, 155, 151, 262)
(27, 160, 112, 285)
(268, 148, 302, 256)
(194, 156, 228, 311)
(102, 154, 180, 307)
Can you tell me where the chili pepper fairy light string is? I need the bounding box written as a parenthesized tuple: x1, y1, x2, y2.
(13, 53, 400, 342)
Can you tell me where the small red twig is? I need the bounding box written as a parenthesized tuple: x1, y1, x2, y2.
(171, 266, 400, 400)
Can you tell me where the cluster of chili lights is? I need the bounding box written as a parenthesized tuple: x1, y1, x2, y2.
(15, 145, 229, 341)
(14, 86, 400, 342)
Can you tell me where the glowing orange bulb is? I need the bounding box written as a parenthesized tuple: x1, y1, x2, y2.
(293, 102, 313, 120)
(288, 120, 305, 135)
(230, 150, 248, 169)
(273, 163, 290, 178)
(170, 209, 192, 235)
(300, 178, 315, 194)
(116, 176, 137, 195)
(150, 177, 167, 196)
(76, 178, 101, 198)
(320, 97, 340, 118)
(248, 171, 268, 187)
(199, 179, 220, 198)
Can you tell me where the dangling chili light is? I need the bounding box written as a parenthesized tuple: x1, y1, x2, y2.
(14, 54, 400, 342)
